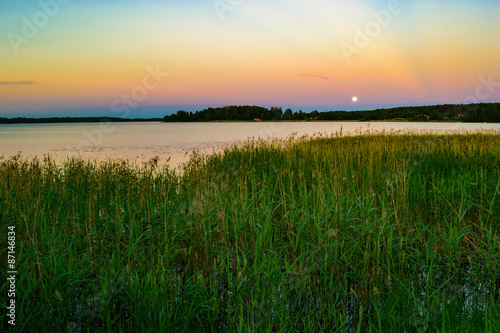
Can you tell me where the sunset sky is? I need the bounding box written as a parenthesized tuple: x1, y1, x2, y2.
(1, 0, 499, 117)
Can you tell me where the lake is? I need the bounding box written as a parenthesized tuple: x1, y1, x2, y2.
(1, 121, 499, 167)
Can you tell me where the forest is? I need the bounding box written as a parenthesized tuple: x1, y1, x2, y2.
(163, 103, 500, 123)
(0, 116, 162, 124)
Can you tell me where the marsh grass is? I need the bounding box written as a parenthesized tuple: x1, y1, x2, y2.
(1, 130, 500, 332)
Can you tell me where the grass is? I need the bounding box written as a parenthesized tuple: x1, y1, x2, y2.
(1, 129, 500, 332)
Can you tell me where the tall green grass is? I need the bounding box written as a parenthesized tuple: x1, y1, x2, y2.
(1, 130, 500, 332)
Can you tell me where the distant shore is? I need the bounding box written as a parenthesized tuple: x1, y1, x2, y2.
(0, 116, 163, 124)
(163, 103, 500, 123)
(1, 118, 490, 125)
(2, 102, 499, 124)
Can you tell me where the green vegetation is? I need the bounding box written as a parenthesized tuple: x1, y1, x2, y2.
(1, 130, 500, 332)
(163, 102, 500, 123)
(2, 102, 498, 125)
(0, 117, 162, 124)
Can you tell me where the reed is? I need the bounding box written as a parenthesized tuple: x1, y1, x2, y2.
(1, 129, 499, 332)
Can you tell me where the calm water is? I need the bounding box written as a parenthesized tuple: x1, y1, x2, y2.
(1, 121, 499, 167)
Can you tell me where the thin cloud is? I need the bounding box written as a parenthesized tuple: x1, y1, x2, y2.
(344, 72, 369, 79)
(297, 72, 329, 80)
(0, 81, 36, 85)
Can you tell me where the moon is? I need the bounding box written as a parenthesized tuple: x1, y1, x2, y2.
(352, 96, 358, 102)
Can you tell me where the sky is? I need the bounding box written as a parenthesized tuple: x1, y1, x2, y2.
(1, 0, 499, 118)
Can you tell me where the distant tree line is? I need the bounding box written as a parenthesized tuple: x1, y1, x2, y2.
(2, 103, 498, 124)
(162, 105, 293, 122)
(163, 103, 500, 123)
(464, 103, 500, 122)
(0, 117, 162, 124)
